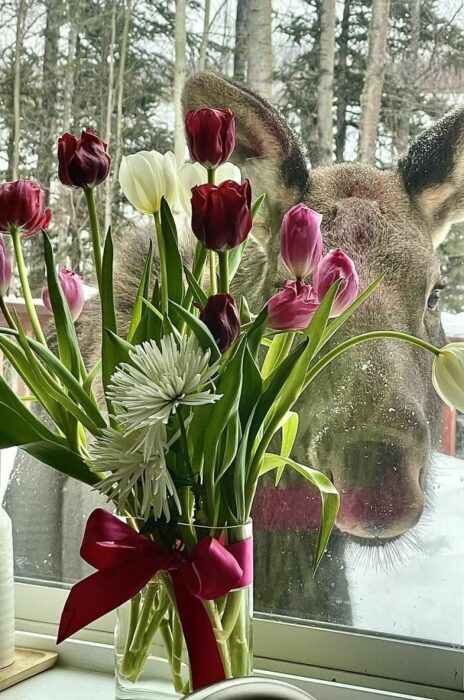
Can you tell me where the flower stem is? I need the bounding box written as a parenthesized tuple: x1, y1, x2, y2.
(154, 211, 169, 316)
(218, 251, 229, 294)
(303, 329, 440, 392)
(129, 580, 158, 653)
(11, 228, 47, 345)
(207, 167, 218, 296)
(0, 297, 16, 330)
(83, 187, 103, 294)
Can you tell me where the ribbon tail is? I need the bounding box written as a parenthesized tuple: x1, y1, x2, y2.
(58, 558, 157, 644)
(170, 571, 226, 691)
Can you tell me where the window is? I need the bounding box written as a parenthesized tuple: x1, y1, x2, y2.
(1, 1, 464, 697)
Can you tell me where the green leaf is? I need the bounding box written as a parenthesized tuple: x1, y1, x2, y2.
(245, 305, 268, 359)
(228, 240, 248, 283)
(239, 297, 252, 324)
(169, 301, 220, 361)
(190, 338, 246, 474)
(104, 330, 133, 371)
(184, 266, 208, 307)
(261, 453, 340, 571)
(261, 332, 294, 379)
(239, 345, 262, 428)
(303, 278, 341, 353)
(24, 441, 101, 487)
(101, 228, 118, 392)
(276, 410, 299, 484)
(318, 274, 385, 351)
(127, 242, 153, 342)
(43, 232, 80, 378)
(216, 412, 241, 480)
(0, 400, 63, 448)
(160, 198, 184, 305)
(251, 193, 266, 220)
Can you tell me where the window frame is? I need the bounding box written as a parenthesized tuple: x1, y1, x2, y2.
(14, 581, 463, 700)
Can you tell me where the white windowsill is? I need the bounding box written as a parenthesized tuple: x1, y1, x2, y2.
(1, 631, 439, 700)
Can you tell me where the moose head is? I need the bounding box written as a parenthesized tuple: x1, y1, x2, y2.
(184, 73, 464, 543)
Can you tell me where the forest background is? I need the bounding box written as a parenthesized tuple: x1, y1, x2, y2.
(0, 0, 463, 311)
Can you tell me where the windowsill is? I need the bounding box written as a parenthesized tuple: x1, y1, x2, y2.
(2, 631, 436, 700)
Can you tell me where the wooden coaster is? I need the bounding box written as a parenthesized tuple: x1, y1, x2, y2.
(0, 647, 58, 691)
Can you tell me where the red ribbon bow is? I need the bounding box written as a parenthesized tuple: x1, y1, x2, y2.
(58, 509, 253, 690)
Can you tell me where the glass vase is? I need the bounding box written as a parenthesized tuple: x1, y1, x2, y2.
(114, 521, 253, 700)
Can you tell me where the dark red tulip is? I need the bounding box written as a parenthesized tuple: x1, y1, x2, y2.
(313, 248, 359, 317)
(200, 293, 241, 352)
(0, 180, 52, 237)
(191, 179, 252, 252)
(58, 128, 111, 189)
(267, 281, 319, 331)
(185, 108, 235, 168)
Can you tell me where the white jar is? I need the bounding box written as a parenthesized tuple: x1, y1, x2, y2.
(0, 504, 15, 669)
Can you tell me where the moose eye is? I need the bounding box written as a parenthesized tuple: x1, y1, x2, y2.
(427, 288, 441, 310)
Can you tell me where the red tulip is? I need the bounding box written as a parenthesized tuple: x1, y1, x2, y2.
(199, 293, 241, 353)
(191, 179, 252, 252)
(281, 203, 323, 280)
(0, 180, 52, 237)
(0, 236, 12, 296)
(267, 281, 319, 331)
(313, 248, 359, 317)
(42, 268, 85, 321)
(58, 128, 110, 189)
(185, 108, 235, 168)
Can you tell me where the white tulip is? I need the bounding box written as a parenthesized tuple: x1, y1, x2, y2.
(177, 161, 241, 216)
(119, 150, 178, 215)
(432, 342, 464, 413)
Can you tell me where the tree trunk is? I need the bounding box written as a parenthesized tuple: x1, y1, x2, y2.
(198, 0, 210, 72)
(358, 0, 391, 164)
(335, 0, 351, 163)
(174, 0, 186, 164)
(247, 0, 273, 100)
(111, 0, 131, 229)
(393, 0, 421, 157)
(234, 0, 247, 83)
(11, 0, 27, 180)
(103, 0, 117, 234)
(316, 0, 336, 166)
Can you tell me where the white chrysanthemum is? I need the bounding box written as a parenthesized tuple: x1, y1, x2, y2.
(90, 423, 181, 522)
(107, 334, 221, 458)
(177, 161, 241, 216)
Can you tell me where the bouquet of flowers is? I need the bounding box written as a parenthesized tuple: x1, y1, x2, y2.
(0, 107, 463, 697)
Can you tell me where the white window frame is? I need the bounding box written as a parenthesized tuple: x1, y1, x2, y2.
(14, 581, 463, 700)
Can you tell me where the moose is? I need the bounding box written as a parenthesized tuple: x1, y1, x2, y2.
(4, 72, 462, 624)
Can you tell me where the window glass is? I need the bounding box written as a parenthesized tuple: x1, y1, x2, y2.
(1, 0, 464, 660)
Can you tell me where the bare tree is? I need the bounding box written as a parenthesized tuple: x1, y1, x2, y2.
(247, 0, 272, 100)
(111, 0, 132, 210)
(234, 0, 247, 83)
(174, 0, 186, 164)
(358, 0, 392, 163)
(335, 0, 351, 163)
(393, 0, 421, 156)
(317, 0, 336, 165)
(11, 0, 27, 180)
(103, 0, 117, 233)
(198, 0, 211, 72)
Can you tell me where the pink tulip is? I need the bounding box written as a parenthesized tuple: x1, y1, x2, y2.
(0, 180, 52, 237)
(267, 281, 319, 331)
(280, 204, 323, 280)
(42, 268, 85, 321)
(0, 237, 12, 296)
(313, 248, 359, 317)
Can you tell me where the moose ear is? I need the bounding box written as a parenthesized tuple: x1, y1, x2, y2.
(183, 72, 309, 208)
(399, 108, 464, 246)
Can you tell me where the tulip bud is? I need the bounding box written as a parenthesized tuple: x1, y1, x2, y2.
(199, 293, 241, 352)
(281, 204, 323, 280)
(42, 268, 85, 322)
(119, 150, 178, 215)
(58, 128, 111, 189)
(313, 248, 359, 317)
(185, 108, 235, 168)
(191, 180, 252, 252)
(0, 237, 12, 296)
(177, 161, 241, 216)
(432, 343, 464, 413)
(0, 180, 52, 238)
(267, 281, 319, 331)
